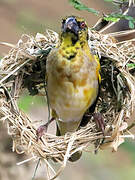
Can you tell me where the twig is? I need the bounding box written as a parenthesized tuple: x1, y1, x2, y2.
(0, 58, 34, 84)
(127, 122, 135, 131)
(32, 159, 40, 180)
(108, 29, 135, 37)
(17, 156, 36, 165)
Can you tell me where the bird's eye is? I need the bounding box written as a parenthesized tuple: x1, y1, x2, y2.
(80, 21, 86, 28)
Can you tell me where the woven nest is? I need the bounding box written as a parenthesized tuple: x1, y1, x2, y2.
(0, 25, 135, 179)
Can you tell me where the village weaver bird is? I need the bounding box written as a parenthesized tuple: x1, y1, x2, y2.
(37, 16, 103, 161)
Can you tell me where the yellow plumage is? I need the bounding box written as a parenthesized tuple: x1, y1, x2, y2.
(46, 16, 101, 161)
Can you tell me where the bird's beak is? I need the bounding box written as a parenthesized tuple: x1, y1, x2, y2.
(62, 18, 79, 35)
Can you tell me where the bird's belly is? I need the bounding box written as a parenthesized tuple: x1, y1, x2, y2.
(47, 75, 98, 122)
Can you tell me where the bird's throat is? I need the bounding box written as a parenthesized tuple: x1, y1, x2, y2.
(61, 33, 78, 46)
(60, 33, 85, 60)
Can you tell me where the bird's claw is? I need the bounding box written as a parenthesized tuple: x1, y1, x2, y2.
(93, 113, 105, 135)
(36, 124, 48, 141)
(36, 117, 55, 141)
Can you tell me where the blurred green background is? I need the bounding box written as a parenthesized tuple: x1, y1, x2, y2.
(0, 0, 135, 180)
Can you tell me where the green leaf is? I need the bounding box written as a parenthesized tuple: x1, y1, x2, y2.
(104, 13, 135, 29)
(128, 21, 135, 29)
(127, 63, 135, 68)
(69, 0, 99, 15)
(104, 16, 119, 22)
(124, 16, 134, 21)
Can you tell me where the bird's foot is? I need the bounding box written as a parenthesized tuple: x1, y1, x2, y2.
(93, 113, 105, 154)
(36, 124, 48, 141)
(93, 113, 105, 135)
(36, 117, 55, 141)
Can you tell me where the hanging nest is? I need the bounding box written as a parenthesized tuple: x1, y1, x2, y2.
(0, 26, 135, 179)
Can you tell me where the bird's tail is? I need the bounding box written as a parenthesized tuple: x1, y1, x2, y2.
(56, 123, 82, 162)
(68, 151, 82, 162)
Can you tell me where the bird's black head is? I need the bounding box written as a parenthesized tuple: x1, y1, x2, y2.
(61, 16, 88, 36)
